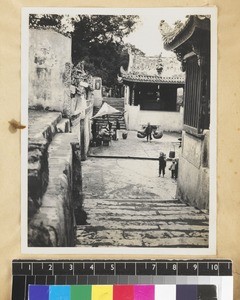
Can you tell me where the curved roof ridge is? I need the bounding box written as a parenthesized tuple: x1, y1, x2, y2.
(159, 15, 210, 50)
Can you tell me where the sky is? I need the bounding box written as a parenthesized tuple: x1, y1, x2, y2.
(123, 13, 188, 57)
(60, 10, 188, 57)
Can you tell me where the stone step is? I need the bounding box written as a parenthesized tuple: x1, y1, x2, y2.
(85, 214, 208, 222)
(84, 207, 205, 216)
(77, 193, 209, 247)
(76, 227, 208, 247)
(84, 202, 193, 209)
(83, 198, 207, 206)
(77, 222, 209, 232)
(83, 198, 185, 204)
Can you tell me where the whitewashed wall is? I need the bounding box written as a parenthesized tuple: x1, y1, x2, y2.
(125, 105, 183, 132)
(29, 29, 72, 116)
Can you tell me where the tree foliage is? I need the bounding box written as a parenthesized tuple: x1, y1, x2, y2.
(29, 14, 142, 87)
(71, 15, 140, 87)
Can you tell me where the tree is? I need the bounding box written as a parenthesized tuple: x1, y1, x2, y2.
(71, 15, 140, 87)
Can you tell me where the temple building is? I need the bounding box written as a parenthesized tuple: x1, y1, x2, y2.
(160, 15, 211, 209)
(120, 52, 185, 131)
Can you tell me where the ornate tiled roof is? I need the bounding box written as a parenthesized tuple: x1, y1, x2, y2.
(159, 15, 210, 51)
(121, 54, 185, 84)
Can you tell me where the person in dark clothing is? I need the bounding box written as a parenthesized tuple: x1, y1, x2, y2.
(175, 159, 179, 179)
(91, 119, 97, 141)
(159, 152, 166, 177)
(107, 120, 113, 131)
(145, 122, 152, 142)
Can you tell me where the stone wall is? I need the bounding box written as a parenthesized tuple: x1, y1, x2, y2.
(176, 130, 210, 209)
(28, 111, 83, 247)
(28, 29, 94, 246)
(29, 29, 72, 117)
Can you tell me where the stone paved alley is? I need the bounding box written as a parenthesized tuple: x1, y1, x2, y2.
(76, 131, 209, 248)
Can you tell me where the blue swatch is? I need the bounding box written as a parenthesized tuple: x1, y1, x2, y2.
(29, 285, 49, 300)
(49, 285, 71, 300)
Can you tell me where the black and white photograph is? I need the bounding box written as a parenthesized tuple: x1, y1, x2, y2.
(22, 7, 217, 254)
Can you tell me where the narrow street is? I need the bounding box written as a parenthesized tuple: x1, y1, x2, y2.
(76, 123, 209, 248)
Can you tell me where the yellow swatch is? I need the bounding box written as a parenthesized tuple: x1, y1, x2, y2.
(92, 285, 113, 300)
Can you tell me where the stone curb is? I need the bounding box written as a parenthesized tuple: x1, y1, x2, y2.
(87, 154, 175, 161)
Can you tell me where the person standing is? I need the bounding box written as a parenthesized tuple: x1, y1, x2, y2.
(91, 119, 97, 141)
(145, 122, 152, 142)
(175, 159, 179, 179)
(115, 118, 120, 140)
(159, 152, 166, 177)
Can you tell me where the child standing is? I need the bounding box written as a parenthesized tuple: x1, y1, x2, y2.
(158, 152, 166, 177)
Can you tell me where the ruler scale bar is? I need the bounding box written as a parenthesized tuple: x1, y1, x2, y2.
(12, 260, 232, 300)
(12, 260, 232, 276)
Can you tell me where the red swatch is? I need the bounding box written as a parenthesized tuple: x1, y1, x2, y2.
(113, 285, 134, 300)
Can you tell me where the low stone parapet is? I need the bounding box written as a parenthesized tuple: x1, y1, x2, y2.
(28, 110, 65, 219)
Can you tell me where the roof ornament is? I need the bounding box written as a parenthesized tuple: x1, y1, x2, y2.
(156, 53, 164, 75)
(159, 19, 185, 44)
(159, 20, 173, 42)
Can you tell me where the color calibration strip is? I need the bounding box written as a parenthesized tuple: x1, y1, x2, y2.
(29, 284, 217, 300)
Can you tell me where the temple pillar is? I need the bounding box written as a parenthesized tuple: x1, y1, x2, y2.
(131, 84, 136, 106)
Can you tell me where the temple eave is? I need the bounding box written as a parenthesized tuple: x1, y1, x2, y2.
(162, 15, 211, 51)
(122, 76, 184, 85)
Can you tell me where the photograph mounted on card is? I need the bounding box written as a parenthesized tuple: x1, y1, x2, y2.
(21, 7, 217, 254)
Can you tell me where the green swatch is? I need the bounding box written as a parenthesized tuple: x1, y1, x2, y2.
(71, 285, 92, 300)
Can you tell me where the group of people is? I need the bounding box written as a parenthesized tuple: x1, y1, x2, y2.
(91, 118, 121, 142)
(158, 152, 179, 179)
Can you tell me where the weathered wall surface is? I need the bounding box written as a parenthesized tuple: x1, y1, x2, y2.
(177, 130, 210, 209)
(125, 104, 183, 132)
(28, 132, 81, 247)
(29, 29, 72, 116)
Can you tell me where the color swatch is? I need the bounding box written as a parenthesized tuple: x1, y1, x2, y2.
(28, 284, 217, 300)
